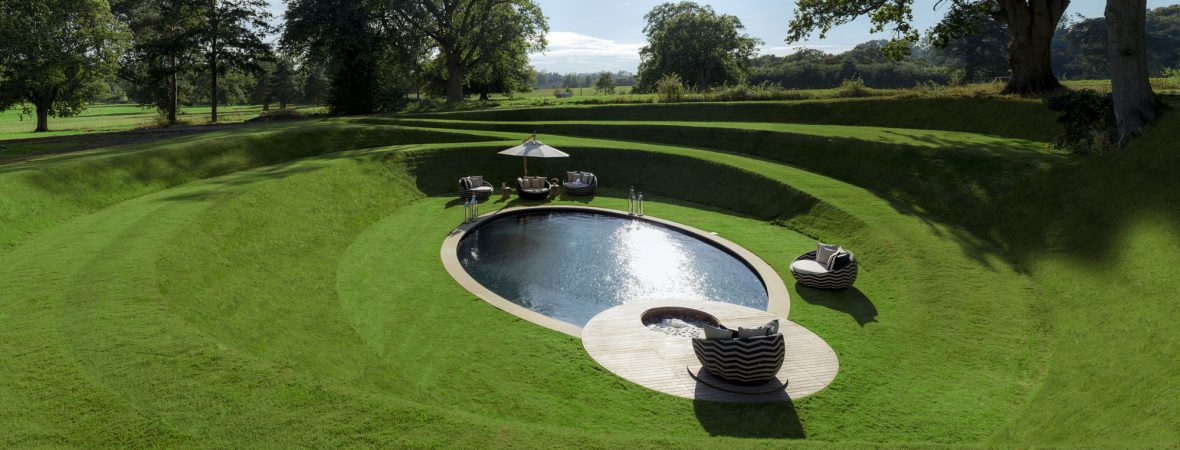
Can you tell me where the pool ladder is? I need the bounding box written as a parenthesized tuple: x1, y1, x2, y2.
(628, 187, 644, 216)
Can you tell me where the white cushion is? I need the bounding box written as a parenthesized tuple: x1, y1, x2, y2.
(791, 259, 829, 275)
(816, 243, 839, 264)
(469, 176, 483, 186)
(471, 186, 493, 193)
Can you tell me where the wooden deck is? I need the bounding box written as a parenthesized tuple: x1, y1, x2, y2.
(582, 300, 838, 403)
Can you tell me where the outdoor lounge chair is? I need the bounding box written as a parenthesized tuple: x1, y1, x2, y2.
(516, 176, 552, 200)
(458, 176, 494, 200)
(692, 322, 785, 385)
(789, 248, 858, 290)
(562, 171, 598, 196)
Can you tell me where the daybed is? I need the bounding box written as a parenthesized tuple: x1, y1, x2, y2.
(516, 176, 552, 200)
(692, 319, 785, 385)
(789, 244, 858, 290)
(562, 171, 598, 196)
(458, 176, 494, 201)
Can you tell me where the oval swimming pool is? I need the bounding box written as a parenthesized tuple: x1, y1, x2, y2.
(456, 210, 769, 327)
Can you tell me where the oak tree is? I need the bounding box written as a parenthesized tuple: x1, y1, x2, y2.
(638, 2, 762, 92)
(0, 0, 126, 132)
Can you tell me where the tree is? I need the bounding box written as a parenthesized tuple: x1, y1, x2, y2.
(197, 0, 272, 122)
(1106, 0, 1160, 142)
(112, 0, 203, 124)
(1054, 6, 1180, 79)
(283, 0, 392, 114)
(787, 0, 1070, 96)
(464, 43, 535, 101)
(272, 58, 297, 109)
(931, 14, 1010, 83)
(390, 0, 548, 103)
(0, 0, 126, 132)
(250, 59, 274, 111)
(595, 72, 616, 94)
(637, 2, 762, 92)
(301, 66, 328, 105)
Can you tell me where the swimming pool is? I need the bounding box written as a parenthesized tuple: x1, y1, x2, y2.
(456, 210, 769, 327)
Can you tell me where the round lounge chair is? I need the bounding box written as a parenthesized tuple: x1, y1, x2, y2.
(458, 176, 494, 201)
(516, 176, 552, 200)
(692, 333, 785, 385)
(562, 171, 598, 196)
(790, 250, 858, 290)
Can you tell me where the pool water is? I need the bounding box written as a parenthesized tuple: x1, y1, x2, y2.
(457, 211, 769, 327)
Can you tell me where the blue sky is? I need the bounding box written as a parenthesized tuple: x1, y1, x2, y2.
(267, 0, 1177, 73)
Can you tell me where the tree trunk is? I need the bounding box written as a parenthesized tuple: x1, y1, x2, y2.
(210, 52, 218, 123)
(445, 53, 464, 103)
(169, 56, 178, 124)
(479, 90, 489, 101)
(209, 0, 219, 123)
(34, 103, 49, 132)
(1106, 0, 1159, 143)
(1000, 0, 1067, 96)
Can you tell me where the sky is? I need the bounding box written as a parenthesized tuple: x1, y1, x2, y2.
(266, 0, 1178, 73)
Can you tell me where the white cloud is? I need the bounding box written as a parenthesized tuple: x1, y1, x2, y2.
(529, 31, 644, 72)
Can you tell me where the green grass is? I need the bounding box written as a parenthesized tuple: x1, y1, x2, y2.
(1, 96, 1178, 447)
(0, 103, 326, 140)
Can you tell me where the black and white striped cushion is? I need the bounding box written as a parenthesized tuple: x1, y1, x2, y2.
(692, 333, 785, 385)
(791, 250, 858, 290)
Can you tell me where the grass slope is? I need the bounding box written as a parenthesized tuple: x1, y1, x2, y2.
(0, 97, 1177, 447)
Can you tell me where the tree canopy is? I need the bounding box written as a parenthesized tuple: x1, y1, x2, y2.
(389, 0, 548, 103)
(637, 2, 762, 92)
(0, 0, 127, 132)
(198, 0, 273, 122)
(787, 0, 1070, 95)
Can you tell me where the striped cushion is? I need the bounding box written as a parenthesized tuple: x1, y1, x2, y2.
(692, 333, 785, 385)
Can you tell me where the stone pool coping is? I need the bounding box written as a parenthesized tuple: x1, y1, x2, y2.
(440, 205, 791, 338)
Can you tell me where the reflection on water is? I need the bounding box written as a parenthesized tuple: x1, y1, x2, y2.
(457, 212, 768, 327)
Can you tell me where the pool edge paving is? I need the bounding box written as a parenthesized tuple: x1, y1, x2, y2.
(582, 300, 838, 403)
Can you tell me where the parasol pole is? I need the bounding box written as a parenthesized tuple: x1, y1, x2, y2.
(521, 131, 536, 176)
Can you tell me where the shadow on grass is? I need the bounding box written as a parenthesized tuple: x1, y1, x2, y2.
(693, 397, 805, 439)
(795, 284, 878, 327)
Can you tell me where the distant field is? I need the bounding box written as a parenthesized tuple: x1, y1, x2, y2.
(0, 104, 326, 140)
(4, 79, 1176, 142)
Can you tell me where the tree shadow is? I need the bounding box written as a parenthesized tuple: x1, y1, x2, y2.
(795, 284, 878, 327)
(692, 396, 805, 439)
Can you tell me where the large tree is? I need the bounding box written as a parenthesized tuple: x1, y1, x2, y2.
(198, 0, 272, 122)
(389, 0, 548, 103)
(283, 0, 392, 114)
(463, 42, 535, 101)
(1106, 0, 1161, 142)
(787, 0, 1070, 96)
(638, 2, 762, 92)
(0, 0, 126, 132)
(112, 0, 203, 124)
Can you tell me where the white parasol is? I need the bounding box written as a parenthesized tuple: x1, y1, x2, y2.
(498, 133, 569, 176)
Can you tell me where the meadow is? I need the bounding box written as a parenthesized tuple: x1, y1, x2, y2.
(0, 92, 1178, 447)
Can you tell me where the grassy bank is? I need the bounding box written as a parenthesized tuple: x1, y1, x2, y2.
(0, 96, 1177, 446)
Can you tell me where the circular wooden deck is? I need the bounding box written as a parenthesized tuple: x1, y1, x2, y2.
(582, 300, 838, 403)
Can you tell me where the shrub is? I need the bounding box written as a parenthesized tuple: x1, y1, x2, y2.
(656, 74, 686, 103)
(1044, 89, 1117, 155)
(836, 77, 873, 98)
